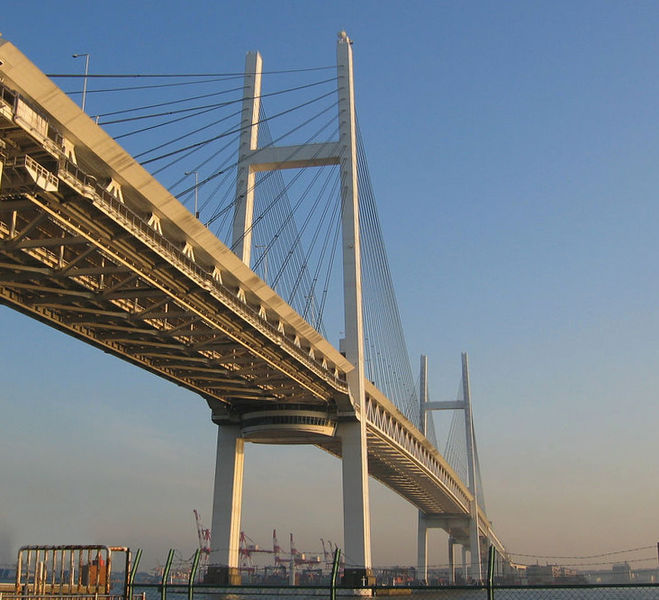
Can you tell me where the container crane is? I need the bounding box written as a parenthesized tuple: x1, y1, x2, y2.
(289, 533, 298, 560)
(321, 538, 330, 564)
(238, 532, 254, 570)
(240, 532, 274, 557)
(273, 529, 285, 566)
(192, 509, 211, 567)
(326, 540, 344, 567)
(288, 533, 321, 566)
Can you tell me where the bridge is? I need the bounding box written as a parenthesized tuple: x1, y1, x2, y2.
(0, 32, 506, 586)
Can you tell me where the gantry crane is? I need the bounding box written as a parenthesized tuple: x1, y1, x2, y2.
(193, 509, 211, 568)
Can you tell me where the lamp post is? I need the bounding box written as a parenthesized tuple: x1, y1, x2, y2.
(72, 53, 90, 112)
(185, 171, 199, 218)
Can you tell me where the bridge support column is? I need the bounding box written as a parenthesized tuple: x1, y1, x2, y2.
(417, 513, 428, 584)
(207, 424, 244, 585)
(468, 518, 481, 583)
(448, 536, 455, 584)
(480, 536, 490, 581)
(339, 421, 374, 587)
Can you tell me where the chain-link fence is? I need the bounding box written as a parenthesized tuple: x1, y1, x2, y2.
(3, 545, 657, 600)
(126, 581, 659, 600)
(126, 546, 658, 600)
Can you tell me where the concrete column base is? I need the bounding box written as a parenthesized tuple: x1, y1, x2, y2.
(342, 567, 375, 587)
(204, 566, 241, 585)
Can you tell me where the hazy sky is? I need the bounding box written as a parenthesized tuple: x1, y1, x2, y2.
(1, 0, 659, 572)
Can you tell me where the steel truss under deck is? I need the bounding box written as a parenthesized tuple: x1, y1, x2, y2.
(0, 184, 344, 413)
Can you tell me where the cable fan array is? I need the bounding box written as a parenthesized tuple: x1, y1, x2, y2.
(356, 123, 439, 438)
(442, 380, 487, 511)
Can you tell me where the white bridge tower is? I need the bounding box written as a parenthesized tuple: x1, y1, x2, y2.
(417, 353, 485, 583)
(208, 32, 374, 586)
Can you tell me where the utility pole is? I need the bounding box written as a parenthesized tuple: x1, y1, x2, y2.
(72, 53, 90, 112)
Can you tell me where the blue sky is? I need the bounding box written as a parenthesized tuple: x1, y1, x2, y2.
(1, 1, 659, 570)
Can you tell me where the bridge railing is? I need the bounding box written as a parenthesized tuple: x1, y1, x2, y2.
(365, 389, 472, 513)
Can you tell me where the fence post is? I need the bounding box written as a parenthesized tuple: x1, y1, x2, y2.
(487, 545, 495, 600)
(187, 549, 201, 600)
(161, 549, 175, 600)
(330, 548, 341, 600)
(128, 549, 142, 600)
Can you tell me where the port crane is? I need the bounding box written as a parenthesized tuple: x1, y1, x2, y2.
(188, 512, 332, 576)
(288, 533, 321, 566)
(193, 509, 211, 568)
(321, 539, 344, 569)
(235, 530, 323, 568)
(273, 529, 283, 566)
(239, 531, 276, 569)
(192, 519, 331, 573)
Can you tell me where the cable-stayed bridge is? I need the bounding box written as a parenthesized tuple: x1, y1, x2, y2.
(0, 33, 506, 585)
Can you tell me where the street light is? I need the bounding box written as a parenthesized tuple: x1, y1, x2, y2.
(72, 53, 90, 112)
(185, 170, 199, 218)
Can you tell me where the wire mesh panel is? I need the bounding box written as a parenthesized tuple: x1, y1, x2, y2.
(489, 587, 659, 600)
(125, 582, 659, 600)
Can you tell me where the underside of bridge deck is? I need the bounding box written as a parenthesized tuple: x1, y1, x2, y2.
(318, 431, 468, 517)
(0, 180, 346, 417)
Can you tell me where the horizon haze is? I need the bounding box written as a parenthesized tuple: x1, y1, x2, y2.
(1, 0, 658, 573)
